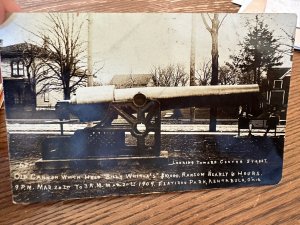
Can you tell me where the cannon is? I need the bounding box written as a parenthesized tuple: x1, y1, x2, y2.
(40, 84, 260, 165)
(59, 84, 260, 121)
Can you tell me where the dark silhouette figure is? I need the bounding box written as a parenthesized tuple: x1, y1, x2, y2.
(238, 111, 252, 136)
(264, 109, 280, 136)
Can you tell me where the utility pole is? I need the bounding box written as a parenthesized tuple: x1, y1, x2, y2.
(190, 14, 196, 122)
(87, 14, 94, 127)
(87, 14, 93, 87)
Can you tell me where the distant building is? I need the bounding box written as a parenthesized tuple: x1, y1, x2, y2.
(110, 74, 153, 88)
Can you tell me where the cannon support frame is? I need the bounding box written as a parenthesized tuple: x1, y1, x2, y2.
(95, 93, 162, 156)
(42, 93, 162, 161)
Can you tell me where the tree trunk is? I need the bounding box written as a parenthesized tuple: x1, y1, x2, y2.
(64, 80, 71, 100)
(211, 34, 218, 85)
(64, 89, 71, 100)
(257, 68, 261, 85)
(254, 68, 257, 84)
(209, 106, 217, 132)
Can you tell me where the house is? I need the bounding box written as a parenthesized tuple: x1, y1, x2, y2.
(110, 74, 153, 88)
(1, 43, 37, 113)
(262, 67, 291, 120)
(265, 68, 290, 107)
(1, 43, 63, 112)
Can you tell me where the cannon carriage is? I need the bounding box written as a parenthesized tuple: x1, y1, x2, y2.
(38, 84, 261, 168)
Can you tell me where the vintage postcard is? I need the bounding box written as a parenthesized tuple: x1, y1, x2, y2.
(0, 13, 297, 203)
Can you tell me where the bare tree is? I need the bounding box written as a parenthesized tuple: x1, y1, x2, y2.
(30, 14, 89, 100)
(219, 65, 238, 85)
(196, 60, 212, 86)
(93, 79, 104, 86)
(150, 64, 188, 87)
(13, 43, 48, 102)
(124, 74, 138, 88)
(201, 14, 227, 86)
(201, 13, 227, 131)
(197, 60, 238, 86)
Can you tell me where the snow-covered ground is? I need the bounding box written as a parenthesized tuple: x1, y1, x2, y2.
(6, 123, 285, 136)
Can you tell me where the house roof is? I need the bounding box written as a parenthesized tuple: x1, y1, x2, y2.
(110, 74, 152, 88)
(0, 43, 42, 59)
(267, 67, 291, 80)
(279, 69, 291, 80)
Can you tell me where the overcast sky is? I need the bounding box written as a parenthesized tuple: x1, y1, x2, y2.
(0, 13, 297, 83)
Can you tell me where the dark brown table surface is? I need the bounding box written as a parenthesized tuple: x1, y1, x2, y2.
(1, 1, 299, 224)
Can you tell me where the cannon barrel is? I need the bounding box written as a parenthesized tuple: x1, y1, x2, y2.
(71, 84, 259, 106)
(59, 84, 260, 122)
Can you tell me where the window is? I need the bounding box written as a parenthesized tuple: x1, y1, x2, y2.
(44, 85, 50, 102)
(11, 61, 18, 76)
(18, 61, 25, 76)
(273, 80, 283, 89)
(44, 92, 50, 102)
(11, 60, 25, 77)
